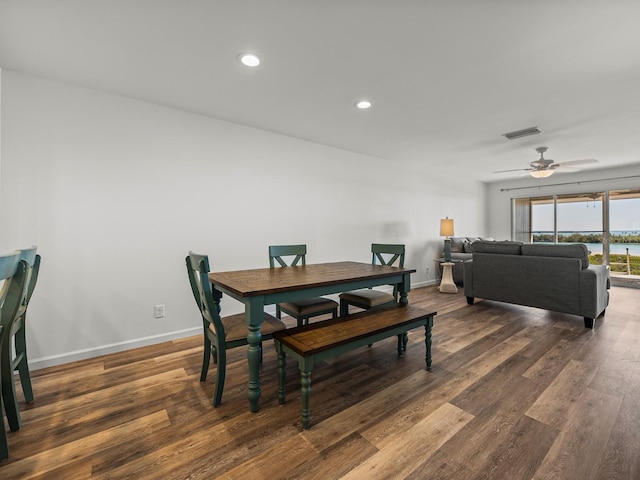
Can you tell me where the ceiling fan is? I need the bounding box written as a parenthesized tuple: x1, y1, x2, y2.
(494, 147, 597, 178)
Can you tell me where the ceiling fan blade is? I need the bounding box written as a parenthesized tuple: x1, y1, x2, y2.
(556, 158, 597, 167)
(493, 168, 531, 173)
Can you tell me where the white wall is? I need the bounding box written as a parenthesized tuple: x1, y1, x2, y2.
(0, 70, 486, 368)
(486, 164, 640, 239)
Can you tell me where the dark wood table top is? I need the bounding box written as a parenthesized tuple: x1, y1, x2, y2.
(208, 261, 416, 297)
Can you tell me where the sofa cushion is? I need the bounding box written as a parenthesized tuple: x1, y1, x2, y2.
(470, 240, 523, 255)
(521, 243, 590, 269)
(450, 236, 466, 253)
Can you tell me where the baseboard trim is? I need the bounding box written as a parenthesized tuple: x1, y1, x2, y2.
(414, 280, 440, 288)
(30, 327, 201, 371)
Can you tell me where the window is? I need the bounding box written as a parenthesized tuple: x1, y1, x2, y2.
(513, 189, 640, 280)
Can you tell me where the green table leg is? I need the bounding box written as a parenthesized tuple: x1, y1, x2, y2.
(398, 273, 411, 306)
(398, 273, 411, 351)
(246, 298, 264, 412)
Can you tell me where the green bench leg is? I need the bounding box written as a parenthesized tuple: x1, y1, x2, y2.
(425, 318, 433, 370)
(277, 347, 286, 406)
(301, 369, 311, 429)
(395, 332, 409, 355)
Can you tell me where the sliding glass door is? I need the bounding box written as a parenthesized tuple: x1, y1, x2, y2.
(517, 189, 640, 277)
(609, 189, 640, 276)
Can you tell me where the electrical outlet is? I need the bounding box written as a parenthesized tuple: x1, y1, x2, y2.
(426, 267, 430, 275)
(154, 304, 165, 318)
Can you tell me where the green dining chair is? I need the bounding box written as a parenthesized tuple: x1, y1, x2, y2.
(339, 243, 406, 316)
(269, 245, 338, 326)
(0, 247, 40, 432)
(0, 252, 27, 460)
(339, 243, 407, 351)
(186, 252, 286, 407)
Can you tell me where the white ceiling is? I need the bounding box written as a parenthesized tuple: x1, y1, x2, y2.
(1, 0, 639, 182)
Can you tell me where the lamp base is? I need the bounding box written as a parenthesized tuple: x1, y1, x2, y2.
(438, 262, 458, 294)
(443, 238, 452, 263)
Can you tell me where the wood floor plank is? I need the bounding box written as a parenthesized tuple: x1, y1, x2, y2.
(359, 370, 478, 449)
(472, 414, 557, 480)
(218, 435, 318, 480)
(532, 388, 622, 480)
(339, 402, 474, 480)
(1, 411, 170, 479)
(17, 368, 188, 426)
(441, 373, 551, 474)
(437, 321, 504, 354)
(285, 432, 379, 480)
(522, 337, 582, 382)
(525, 358, 598, 429)
(594, 359, 640, 480)
(300, 369, 442, 451)
(29, 459, 93, 480)
(457, 334, 532, 378)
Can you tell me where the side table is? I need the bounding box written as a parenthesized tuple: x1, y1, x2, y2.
(438, 262, 458, 294)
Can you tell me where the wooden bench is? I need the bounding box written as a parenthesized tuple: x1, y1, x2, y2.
(273, 304, 437, 429)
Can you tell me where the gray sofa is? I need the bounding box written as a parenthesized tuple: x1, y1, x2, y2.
(463, 241, 610, 328)
(441, 236, 494, 284)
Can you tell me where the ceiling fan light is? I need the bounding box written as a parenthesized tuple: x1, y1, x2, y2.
(530, 169, 554, 179)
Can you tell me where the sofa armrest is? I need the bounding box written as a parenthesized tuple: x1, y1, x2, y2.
(463, 260, 473, 294)
(579, 264, 610, 319)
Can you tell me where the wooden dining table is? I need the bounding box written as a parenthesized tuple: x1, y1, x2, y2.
(208, 261, 416, 412)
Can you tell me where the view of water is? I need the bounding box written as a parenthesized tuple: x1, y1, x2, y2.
(533, 230, 640, 256)
(585, 243, 640, 256)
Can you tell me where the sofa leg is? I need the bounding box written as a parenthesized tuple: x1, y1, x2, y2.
(466, 296, 474, 305)
(584, 317, 594, 329)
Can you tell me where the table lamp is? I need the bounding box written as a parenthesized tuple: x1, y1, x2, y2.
(440, 217, 454, 262)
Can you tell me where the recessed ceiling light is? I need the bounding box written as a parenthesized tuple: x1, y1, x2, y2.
(238, 53, 260, 67)
(355, 100, 372, 109)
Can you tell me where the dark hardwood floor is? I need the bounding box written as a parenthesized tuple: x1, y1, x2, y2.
(1, 285, 639, 479)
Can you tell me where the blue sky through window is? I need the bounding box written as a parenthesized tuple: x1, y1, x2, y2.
(532, 197, 640, 232)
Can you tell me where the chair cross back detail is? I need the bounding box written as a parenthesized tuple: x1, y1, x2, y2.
(269, 244, 307, 268)
(372, 243, 405, 268)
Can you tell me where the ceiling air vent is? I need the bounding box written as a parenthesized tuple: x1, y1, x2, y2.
(502, 126, 543, 140)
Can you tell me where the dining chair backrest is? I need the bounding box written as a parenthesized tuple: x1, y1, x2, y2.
(186, 252, 226, 342)
(0, 252, 24, 313)
(371, 243, 405, 268)
(269, 244, 307, 268)
(0, 251, 24, 461)
(16, 246, 40, 310)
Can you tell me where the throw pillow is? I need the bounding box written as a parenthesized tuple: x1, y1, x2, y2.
(450, 237, 465, 253)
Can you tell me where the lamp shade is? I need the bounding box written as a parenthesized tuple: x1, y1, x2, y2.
(440, 218, 454, 237)
(530, 169, 553, 179)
